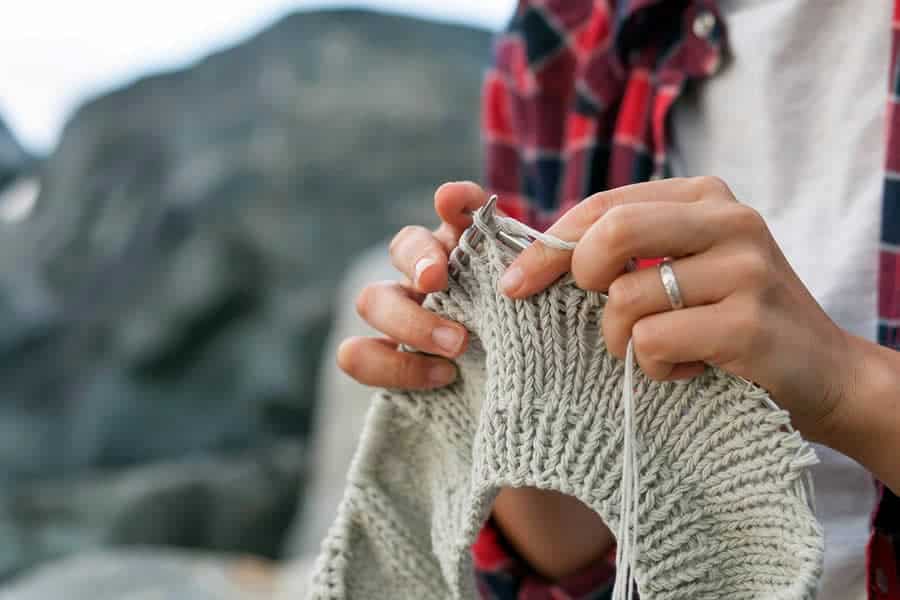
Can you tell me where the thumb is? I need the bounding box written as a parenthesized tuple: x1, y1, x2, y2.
(434, 181, 488, 240)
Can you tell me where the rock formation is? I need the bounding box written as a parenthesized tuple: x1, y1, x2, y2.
(0, 8, 490, 578)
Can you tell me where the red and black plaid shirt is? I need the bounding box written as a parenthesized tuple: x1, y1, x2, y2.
(473, 1, 900, 598)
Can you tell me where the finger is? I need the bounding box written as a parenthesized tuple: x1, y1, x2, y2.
(601, 247, 745, 358)
(434, 181, 488, 235)
(389, 226, 450, 292)
(433, 223, 460, 254)
(501, 177, 734, 298)
(356, 281, 468, 358)
(571, 200, 728, 292)
(630, 300, 754, 381)
(498, 237, 575, 298)
(666, 362, 707, 381)
(337, 337, 458, 389)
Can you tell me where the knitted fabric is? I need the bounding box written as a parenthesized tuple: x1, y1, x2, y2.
(307, 203, 825, 600)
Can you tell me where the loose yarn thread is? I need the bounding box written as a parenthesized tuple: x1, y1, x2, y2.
(614, 339, 639, 600)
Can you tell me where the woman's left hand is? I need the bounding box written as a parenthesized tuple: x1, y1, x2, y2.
(500, 176, 855, 441)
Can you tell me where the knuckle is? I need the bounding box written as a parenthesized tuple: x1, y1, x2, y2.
(583, 191, 617, 221)
(596, 206, 634, 255)
(389, 225, 423, 256)
(728, 204, 768, 237)
(389, 226, 411, 254)
(734, 250, 770, 287)
(691, 175, 731, 198)
(607, 275, 644, 311)
(355, 282, 387, 320)
(631, 319, 662, 361)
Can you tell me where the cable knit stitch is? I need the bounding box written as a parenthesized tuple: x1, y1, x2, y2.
(308, 202, 825, 600)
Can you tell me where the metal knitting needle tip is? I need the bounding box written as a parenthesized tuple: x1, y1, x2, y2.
(496, 229, 530, 252)
(481, 194, 498, 222)
(481, 194, 532, 254)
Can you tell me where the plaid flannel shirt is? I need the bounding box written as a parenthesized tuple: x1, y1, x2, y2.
(473, 1, 900, 598)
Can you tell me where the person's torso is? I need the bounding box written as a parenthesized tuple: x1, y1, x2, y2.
(668, 1, 890, 597)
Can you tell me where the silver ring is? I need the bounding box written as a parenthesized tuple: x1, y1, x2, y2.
(658, 258, 685, 310)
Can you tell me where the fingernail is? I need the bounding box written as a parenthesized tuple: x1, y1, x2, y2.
(433, 326, 463, 354)
(414, 257, 436, 286)
(500, 266, 524, 295)
(429, 362, 457, 386)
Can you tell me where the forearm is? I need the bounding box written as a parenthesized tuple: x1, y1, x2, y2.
(816, 332, 900, 494)
(491, 487, 615, 580)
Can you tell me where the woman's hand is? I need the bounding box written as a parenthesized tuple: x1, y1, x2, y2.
(336, 181, 487, 389)
(501, 176, 854, 441)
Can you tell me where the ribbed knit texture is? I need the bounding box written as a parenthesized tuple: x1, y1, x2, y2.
(307, 207, 825, 600)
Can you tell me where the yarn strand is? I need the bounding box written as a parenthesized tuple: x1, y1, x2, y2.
(613, 338, 639, 600)
(493, 215, 578, 252)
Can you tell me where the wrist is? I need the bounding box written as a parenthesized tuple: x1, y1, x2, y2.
(813, 331, 900, 493)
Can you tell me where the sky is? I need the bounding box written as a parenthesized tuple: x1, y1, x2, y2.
(0, 1, 515, 154)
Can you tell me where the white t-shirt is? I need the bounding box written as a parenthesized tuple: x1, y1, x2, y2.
(668, 1, 889, 598)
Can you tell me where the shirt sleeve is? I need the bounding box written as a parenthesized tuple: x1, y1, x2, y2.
(471, 518, 618, 600)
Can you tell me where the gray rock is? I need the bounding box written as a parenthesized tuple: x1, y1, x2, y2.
(0, 119, 30, 191)
(0, 549, 277, 600)
(0, 441, 304, 580)
(0, 8, 491, 576)
(0, 548, 322, 599)
(0, 8, 488, 475)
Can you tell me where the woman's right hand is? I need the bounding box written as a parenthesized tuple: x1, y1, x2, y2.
(336, 181, 488, 389)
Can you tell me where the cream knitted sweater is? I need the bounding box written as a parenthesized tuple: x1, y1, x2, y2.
(308, 202, 824, 599)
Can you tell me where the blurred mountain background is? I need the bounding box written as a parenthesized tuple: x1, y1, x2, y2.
(0, 120, 32, 191)
(0, 7, 491, 586)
